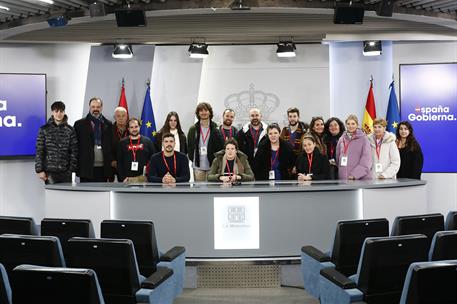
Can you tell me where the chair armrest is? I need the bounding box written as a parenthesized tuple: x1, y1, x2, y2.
(160, 246, 185, 262)
(140, 266, 173, 289)
(320, 267, 356, 289)
(301, 245, 331, 262)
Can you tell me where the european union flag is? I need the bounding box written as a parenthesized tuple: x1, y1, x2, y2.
(386, 81, 400, 133)
(140, 85, 157, 142)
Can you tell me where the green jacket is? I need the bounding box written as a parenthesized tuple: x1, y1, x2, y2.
(207, 150, 255, 182)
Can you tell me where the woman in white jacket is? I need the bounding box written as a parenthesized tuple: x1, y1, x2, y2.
(368, 118, 400, 179)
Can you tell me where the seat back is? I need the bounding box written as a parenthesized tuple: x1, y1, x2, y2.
(0, 264, 11, 304)
(0, 234, 65, 276)
(356, 234, 429, 304)
(41, 218, 95, 258)
(0, 216, 37, 235)
(66, 237, 141, 304)
(445, 211, 457, 230)
(101, 220, 160, 276)
(400, 260, 457, 304)
(429, 230, 457, 261)
(331, 218, 389, 276)
(11, 265, 105, 304)
(391, 213, 444, 246)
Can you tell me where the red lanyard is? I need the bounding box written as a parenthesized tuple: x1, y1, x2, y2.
(270, 148, 280, 169)
(200, 126, 210, 144)
(225, 159, 235, 175)
(307, 152, 313, 174)
(221, 126, 232, 141)
(250, 127, 260, 147)
(342, 138, 352, 155)
(129, 136, 140, 161)
(375, 138, 383, 160)
(329, 143, 335, 158)
(162, 152, 176, 176)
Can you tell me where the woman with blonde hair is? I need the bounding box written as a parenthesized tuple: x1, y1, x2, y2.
(336, 114, 372, 180)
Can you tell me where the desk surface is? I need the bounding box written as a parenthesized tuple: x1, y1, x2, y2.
(46, 178, 426, 193)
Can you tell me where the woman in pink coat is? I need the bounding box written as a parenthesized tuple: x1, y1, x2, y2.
(336, 114, 372, 180)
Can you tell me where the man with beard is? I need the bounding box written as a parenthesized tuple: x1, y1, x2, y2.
(111, 107, 129, 181)
(219, 108, 238, 141)
(117, 118, 157, 183)
(148, 133, 190, 184)
(35, 101, 78, 184)
(74, 97, 113, 182)
(187, 102, 224, 181)
(280, 107, 309, 156)
(237, 108, 268, 169)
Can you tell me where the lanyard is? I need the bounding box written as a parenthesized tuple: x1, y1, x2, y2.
(129, 136, 141, 161)
(200, 126, 211, 144)
(162, 152, 176, 176)
(225, 159, 235, 176)
(329, 143, 336, 158)
(116, 127, 127, 140)
(307, 152, 314, 174)
(221, 126, 233, 141)
(250, 127, 261, 147)
(342, 138, 352, 155)
(270, 148, 280, 169)
(375, 138, 383, 160)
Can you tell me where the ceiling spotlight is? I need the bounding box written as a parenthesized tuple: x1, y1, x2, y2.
(363, 41, 382, 56)
(276, 42, 296, 58)
(230, 0, 251, 10)
(188, 43, 209, 59)
(112, 44, 133, 59)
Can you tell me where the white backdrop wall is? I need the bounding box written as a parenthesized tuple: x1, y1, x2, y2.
(393, 41, 457, 215)
(198, 44, 330, 129)
(0, 43, 90, 219)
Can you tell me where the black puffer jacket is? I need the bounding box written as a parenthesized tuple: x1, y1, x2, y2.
(35, 115, 78, 174)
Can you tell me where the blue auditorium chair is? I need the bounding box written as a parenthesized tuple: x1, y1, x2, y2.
(0, 264, 11, 304)
(101, 220, 186, 297)
(399, 260, 457, 304)
(391, 213, 444, 246)
(428, 230, 457, 261)
(0, 234, 65, 275)
(319, 234, 429, 304)
(0, 216, 37, 235)
(300, 218, 389, 298)
(66, 237, 175, 304)
(41, 218, 95, 258)
(11, 265, 105, 304)
(445, 211, 457, 230)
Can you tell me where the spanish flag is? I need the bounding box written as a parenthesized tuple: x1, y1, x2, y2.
(362, 80, 377, 134)
(118, 78, 129, 116)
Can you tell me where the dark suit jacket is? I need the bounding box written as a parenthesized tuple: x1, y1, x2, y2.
(74, 114, 113, 179)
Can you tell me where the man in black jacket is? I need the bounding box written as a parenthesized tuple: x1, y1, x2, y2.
(117, 118, 157, 182)
(35, 101, 78, 184)
(74, 97, 113, 182)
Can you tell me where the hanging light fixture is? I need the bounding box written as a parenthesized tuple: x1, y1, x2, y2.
(112, 44, 133, 59)
(276, 42, 296, 58)
(188, 43, 209, 59)
(363, 41, 382, 56)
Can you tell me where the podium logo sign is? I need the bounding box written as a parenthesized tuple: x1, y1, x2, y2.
(214, 197, 259, 250)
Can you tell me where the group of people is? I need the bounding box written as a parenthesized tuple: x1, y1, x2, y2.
(35, 98, 424, 185)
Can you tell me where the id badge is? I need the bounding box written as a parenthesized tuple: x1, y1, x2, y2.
(269, 170, 275, 180)
(200, 147, 208, 156)
(131, 162, 139, 171)
(96, 145, 102, 150)
(340, 156, 348, 167)
(375, 163, 383, 173)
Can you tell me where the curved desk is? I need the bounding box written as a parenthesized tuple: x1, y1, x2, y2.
(45, 179, 426, 260)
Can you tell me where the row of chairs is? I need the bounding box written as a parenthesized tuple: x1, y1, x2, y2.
(301, 211, 457, 303)
(0, 216, 186, 304)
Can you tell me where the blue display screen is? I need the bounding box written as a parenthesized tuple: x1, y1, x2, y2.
(400, 63, 457, 173)
(0, 74, 47, 158)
